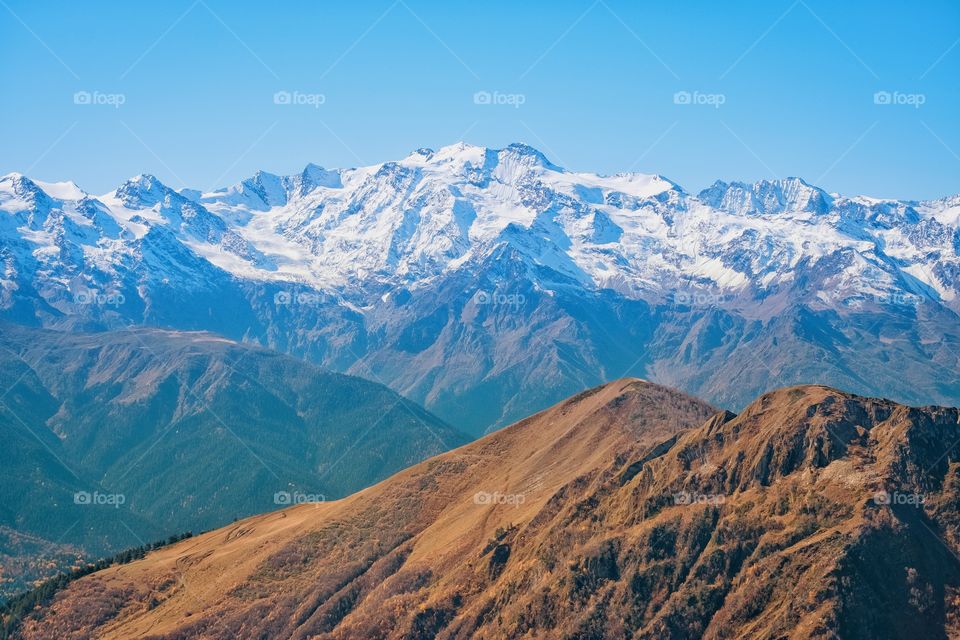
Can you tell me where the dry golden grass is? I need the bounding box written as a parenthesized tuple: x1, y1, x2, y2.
(18, 380, 960, 639)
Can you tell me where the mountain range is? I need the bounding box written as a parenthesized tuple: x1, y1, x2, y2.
(12, 379, 960, 639)
(0, 323, 465, 597)
(3, 142, 958, 435)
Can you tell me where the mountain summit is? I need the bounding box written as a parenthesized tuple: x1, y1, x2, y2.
(15, 381, 960, 639)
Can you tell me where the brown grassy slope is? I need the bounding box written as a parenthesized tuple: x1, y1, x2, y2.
(17, 381, 960, 639)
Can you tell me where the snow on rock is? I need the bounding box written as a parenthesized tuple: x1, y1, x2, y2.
(0, 142, 957, 311)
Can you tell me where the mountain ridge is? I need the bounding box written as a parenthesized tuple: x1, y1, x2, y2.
(11, 379, 960, 639)
(4, 142, 957, 296)
(2, 143, 958, 434)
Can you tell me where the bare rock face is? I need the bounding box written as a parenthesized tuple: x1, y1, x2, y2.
(12, 380, 960, 639)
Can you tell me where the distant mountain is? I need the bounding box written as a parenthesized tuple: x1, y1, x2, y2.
(1, 145, 958, 434)
(0, 323, 465, 597)
(16, 380, 960, 639)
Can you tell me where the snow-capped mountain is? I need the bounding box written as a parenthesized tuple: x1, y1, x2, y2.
(2, 143, 958, 433)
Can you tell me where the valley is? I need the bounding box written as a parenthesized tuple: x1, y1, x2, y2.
(0, 323, 465, 597)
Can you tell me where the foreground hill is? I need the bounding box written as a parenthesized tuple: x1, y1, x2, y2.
(15, 379, 960, 638)
(0, 324, 465, 597)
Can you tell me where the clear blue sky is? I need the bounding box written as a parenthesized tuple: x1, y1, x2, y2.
(2, 0, 958, 199)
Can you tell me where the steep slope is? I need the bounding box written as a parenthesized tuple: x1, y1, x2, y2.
(0, 323, 465, 597)
(0, 348, 158, 600)
(2, 147, 959, 434)
(14, 381, 960, 639)
(7, 379, 716, 639)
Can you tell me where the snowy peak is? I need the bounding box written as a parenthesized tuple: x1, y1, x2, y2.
(1, 144, 958, 314)
(697, 177, 832, 215)
(100, 173, 240, 247)
(33, 179, 86, 201)
(115, 174, 176, 209)
(499, 142, 559, 170)
(419, 141, 487, 164)
(407, 147, 435, 160)
(205, 164, 343, 211)
(238, 170, 288, 208)
(299, 163, 342, 191)
(843, 197, 921, 228)
(397, 142, 560, 177)
(1, 172, 53, 207)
